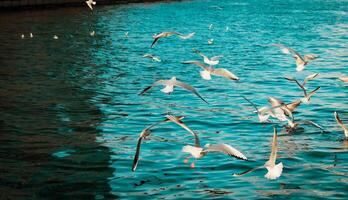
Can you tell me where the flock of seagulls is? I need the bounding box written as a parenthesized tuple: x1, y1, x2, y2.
(18, 2, 347, 181)
(131, 26, 348, 180)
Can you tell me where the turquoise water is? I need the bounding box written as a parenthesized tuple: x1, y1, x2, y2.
(1, 0, 348, 199)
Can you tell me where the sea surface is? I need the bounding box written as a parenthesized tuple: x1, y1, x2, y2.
(0, 0, 348, 199)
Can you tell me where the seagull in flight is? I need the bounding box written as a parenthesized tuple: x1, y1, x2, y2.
(284, 117, 325, 133)
(150, 32, 195, 48)
(234, 127, 283, 180)
(272, 43, 318, 71)
(143, 54, 161, 62)
(285, 73, 319, 89)
(193, 49, 223, 66)
(334, 112, 348, 138)
(139, 76, 208, 104)
(182, 143, 248, 168)
(182, 60, 239, 81)
(86, 0, 96, 10)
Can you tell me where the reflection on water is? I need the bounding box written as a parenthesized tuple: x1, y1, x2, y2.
(1, 0, 348, 199)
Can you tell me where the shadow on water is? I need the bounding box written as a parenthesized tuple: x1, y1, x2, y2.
(0, 8, 117, 199)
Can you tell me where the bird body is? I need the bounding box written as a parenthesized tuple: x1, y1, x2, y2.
(264, 128, 283, 180)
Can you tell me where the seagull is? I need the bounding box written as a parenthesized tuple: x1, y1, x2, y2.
(338, 76, 348, 83)
(90, 31, 95, 36)
(143, 54, 161, 62)
(53, 35, 58, 40)
(139, 76, 208, 104)
(285, 73, 319, 89)
(21, 34, 25, 39)
(125, 32, 129, 37)
(182, 143, 247, 168)
(150, 32, 195, 48)
(30, 33, 33, 38)
(193, 49, 223, 66)
(233, 127, 283, 180)
(242, 96, 272, 123)
(181, 60, 239, 81)
(334, 112, 348, 138)
(272, 43, 318, 71)
(86, 0, 96, 10)
(209, 24, 213, 30)
(132, 116, 184, 171)
(208, 39, 214, 45)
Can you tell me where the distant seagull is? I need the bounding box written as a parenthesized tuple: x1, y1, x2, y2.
(150, 32, 195, 48)
(86, 0, 96, 10)
(182, 143, 247, 168)
(338, 76, 348, 83)
(125, 32, 129, 37)
(210, 6, 223, 10)
(53, 35, 58, 40)
(209, 24, 213, 30)
(225, 26, 230, 32)
(234, 127, 283, 180)
(143, 54, 161, 62)
(132, 116, 184, 171)
(285, 118, 325, 133)
(21, 34, 25, 39)
(165, 115, 200, 147)
(334, 112, 348, 138)
(285, 73, 319, 89)
(182, 60, 239, 81)
(90, 31, 95, 36)
(30, 33, 33, 38)
(208, 39, 214, 45)
(139, 76, 208, 104)
(193, 49, 223, 66)
(272, 43, 318, 71)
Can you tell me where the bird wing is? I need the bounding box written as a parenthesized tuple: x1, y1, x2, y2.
(334, 112, 348, 134)
(297, 120, 325, 131)
(242, 96, 260, 114)
(203, 144, 248, 160)
(269, 127, 278, 166)
(181, 60, 210, 70)
(210, 55, 223, 61)
(150, 37, 160, 48)
(139, 80, 166, 95)
(271, 43, 293, 55)
(173, 80, 209, 104)
(268, 97, 284, 107)
(284, 77, 307, 96)
(193, 49, 209, 60)
(285, 100, 301, 113)
(303, 73, 319, 86)
(211, 68, 239, 80)
(304, 54, 318, 62)
(307, 86, 320, 98)
(176, 32, 195, 39)
(165, 115, 200, 147)
(233, 166, 263, 177)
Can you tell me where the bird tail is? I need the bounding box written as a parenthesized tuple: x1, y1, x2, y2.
(265, 162, 283, 180)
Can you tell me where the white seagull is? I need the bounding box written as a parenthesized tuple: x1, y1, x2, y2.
(143, 54, 161, 62)
(284, 117, 325, 133)
(139, 76, 208, 104)
(193, 49, 223, 66)
(334, 112, 348, 138)
(30, 33, 33, 38)
(86, 0, 96, 10)
(150, 32, 195, 48)
(233, 127, 283, 180)
(285, 73, 319, 89)
(182, 143, 247, 168)
(53, 35, 58, 40)
(272, 43, 318, 71)
(182, 60, 239, 81)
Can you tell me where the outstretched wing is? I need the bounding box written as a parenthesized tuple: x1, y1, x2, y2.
(304, 54, 318, 62)
(211, 68, 239, 80)
(204, 144, 248, 160)
(284, 76, 307, 96)
(241, 96, 260, 114)
(210, 55, 223, 61)
(303, 73, 319, 86)
(297, 120, 325, 131)
(165, 115, 200, 147)
(334, 112, 348, 136)
(139, 80, 166, 95)
(181, 60, 210, 70)
(174, 80, 209, 104)
(269, 127, 278, 166)
(307, 86, 320, 98)
(193, 49, 209, 60)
